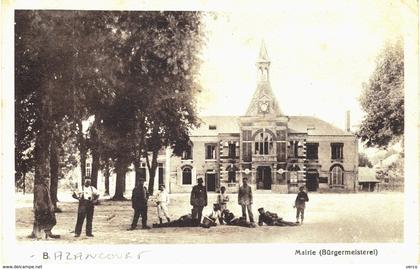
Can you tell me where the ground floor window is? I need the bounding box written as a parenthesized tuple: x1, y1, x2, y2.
(182, 167, 192, 185)
(330, 165, 344, 185)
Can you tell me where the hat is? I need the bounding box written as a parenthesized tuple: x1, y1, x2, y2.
(197, 177, 203, 183)
(84, 178, 92, 182)
(299, 185, 305, 190)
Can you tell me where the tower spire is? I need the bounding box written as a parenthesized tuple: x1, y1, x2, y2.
(257, 40, 270, 63)
(256, 40, 270, 82)
(246, 41, 283, 116)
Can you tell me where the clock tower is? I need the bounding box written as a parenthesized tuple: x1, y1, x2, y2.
(245, 40, 283, 117)
(240, 41, 289, 193)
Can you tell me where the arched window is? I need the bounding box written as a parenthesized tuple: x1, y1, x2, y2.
(330, 165, 344, 185)
(255, 132, 274, 155)
(182, 167, 192, 185)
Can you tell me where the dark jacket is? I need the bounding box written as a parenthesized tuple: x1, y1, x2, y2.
(258, 211, 281, 226)
(295, 191, 309, 209)
(238, 184, 253, 205)
(132, 186, 149, 209)
(190, 184, 208, 207)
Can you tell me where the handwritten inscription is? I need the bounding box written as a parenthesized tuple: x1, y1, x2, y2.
(42, 251, 150, 261)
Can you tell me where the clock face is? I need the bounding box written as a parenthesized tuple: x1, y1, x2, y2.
(260, 102, 269, 112)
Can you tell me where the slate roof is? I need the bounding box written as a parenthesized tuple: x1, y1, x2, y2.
(191, 115, 354, 137)
(288, 116, 353, 136)
(191, 116, 240, 136)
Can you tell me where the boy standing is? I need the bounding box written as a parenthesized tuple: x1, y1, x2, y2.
(294, 185, 309, 224)
(217, 186, 229, 212)
(156, 184, 171, 224)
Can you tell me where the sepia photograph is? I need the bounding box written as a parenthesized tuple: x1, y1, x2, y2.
(1, 0, 419, 267)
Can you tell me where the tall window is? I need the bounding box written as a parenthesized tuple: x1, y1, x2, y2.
(158, 163, 164, 186)
(331, 143, 344, 160)
(228, 170, 236, 183)
(242, 130, 252, 162)
(306, 143, 319, 160)
(289, 141, 299, 158)
(205, 144, 216, 159)
(330, 165, 344, 185)
(182, 145, 192, 160)
(276, 142, 287, 162)
(254, 132, 273, 155)
(182, 167, 192, 185)
(86, 162, 91, 177)
(228, 143, 236, 158)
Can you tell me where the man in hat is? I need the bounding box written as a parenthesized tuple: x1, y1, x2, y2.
(190, 177, 207, 226)
(72, 177, 100, 237)
(294, 185, 309, 224)
(128, 179, 151, 230)
(238, 177, 254, 223)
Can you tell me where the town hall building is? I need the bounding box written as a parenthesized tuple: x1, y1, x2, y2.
(167, 42, 359, 193)
(88, 43, 359, 194)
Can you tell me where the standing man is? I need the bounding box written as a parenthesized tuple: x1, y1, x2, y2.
(128, 179, 151, 230)
(238, 177, 254, 223)
(190, 177, 207, 226)
(156, 184, 171, 224)
(72, 177, 99, 237)
(294, 185, 309, 224)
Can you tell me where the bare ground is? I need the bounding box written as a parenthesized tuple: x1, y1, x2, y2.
(15, 192, 403, 244)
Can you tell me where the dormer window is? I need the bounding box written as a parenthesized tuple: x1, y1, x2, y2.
(209, 125, 217, 130)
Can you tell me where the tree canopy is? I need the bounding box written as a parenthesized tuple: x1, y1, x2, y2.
(357, 40, 404, 148)
(15, 11, 206, 206)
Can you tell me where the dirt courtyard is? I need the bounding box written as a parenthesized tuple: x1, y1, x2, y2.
(15, 192, 403, 244)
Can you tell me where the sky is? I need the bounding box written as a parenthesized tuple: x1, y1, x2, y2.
(195, 1, 404, 131)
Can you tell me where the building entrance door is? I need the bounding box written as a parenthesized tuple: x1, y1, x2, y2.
(257, 166, 272, 190)
(206, 173, 216, 192)
(306, 171, 319, 192)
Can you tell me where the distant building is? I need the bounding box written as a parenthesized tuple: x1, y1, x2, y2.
(358, 167, 379, 192)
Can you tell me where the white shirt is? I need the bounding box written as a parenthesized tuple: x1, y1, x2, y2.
(156, 189, 170, 204)
(76, 185, 99, 200)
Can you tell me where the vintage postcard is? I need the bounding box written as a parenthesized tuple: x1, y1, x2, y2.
(1, 0, 419, 267)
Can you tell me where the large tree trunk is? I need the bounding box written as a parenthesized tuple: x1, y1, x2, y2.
(90, 123, 100, 188)
(133, 160, 143, 187)
(77, 121, 86, 185)
(146, 150, 159, 195)
(31, 93, 53, 238)
(91, 147, 100, 188)
(49, 130, 60, 212)
(104, 168, 110, 196)
(23, 171, 26, 195)
(103, 159, 110, 195)
(112, 160, 126, 200)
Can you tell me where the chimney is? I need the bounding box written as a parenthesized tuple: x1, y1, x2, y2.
(345, 111, 351, 132)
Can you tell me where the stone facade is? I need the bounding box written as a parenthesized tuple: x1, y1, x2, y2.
(167, 42, 358, 193)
